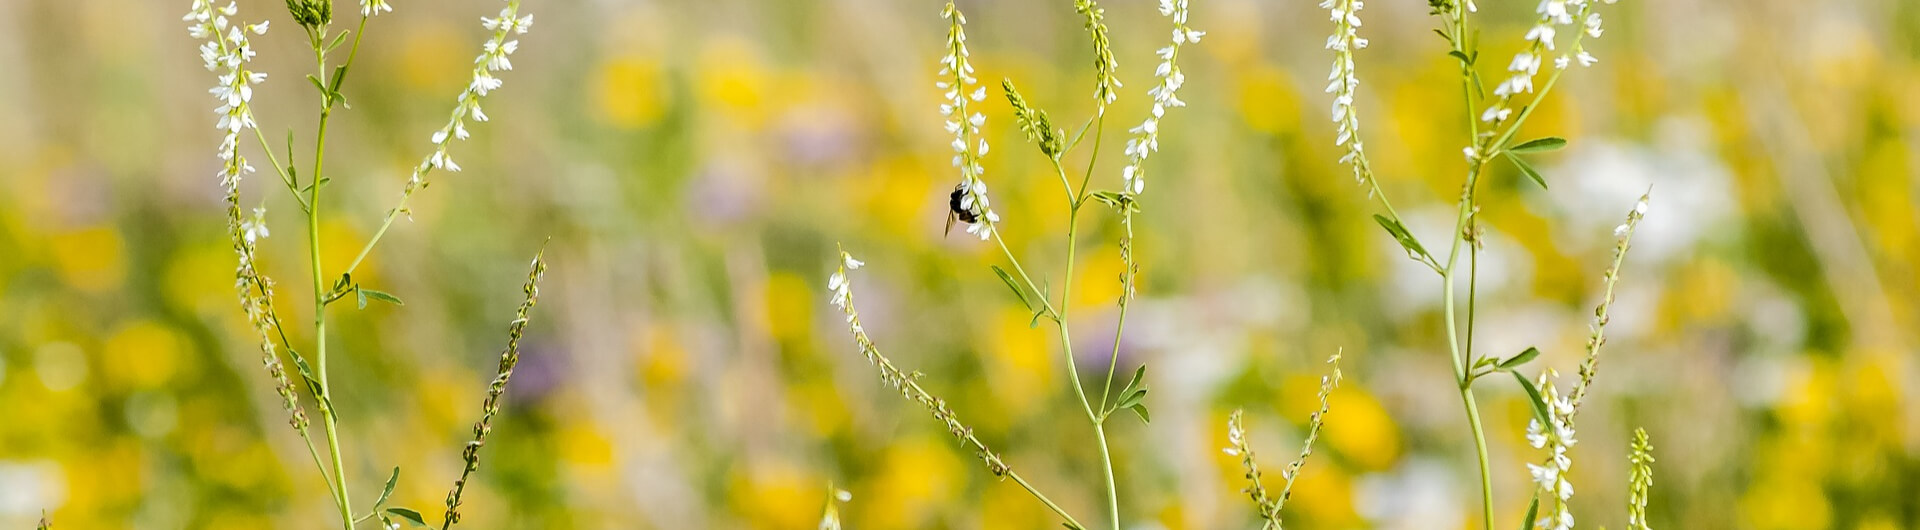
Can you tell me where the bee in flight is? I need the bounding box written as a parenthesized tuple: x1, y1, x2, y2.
(945, 182, 980, 237)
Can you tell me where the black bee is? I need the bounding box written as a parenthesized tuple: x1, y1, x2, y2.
(945, 183, 980, 237)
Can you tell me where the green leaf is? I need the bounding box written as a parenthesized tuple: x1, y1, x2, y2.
(289, 352, 336, 416)
(1119, 365, 1146, 398)
(286, 128, 298, 171)
(1509, 137, 1568, 153)
(990, 266, 1033, 312)
(1448, 50, 1472, 65)
(1511, 371, 1552, 427)
(332, 273, 352, 292)
(373, 467, 400, 509)
(385, 508, 428, 527)
(1128, 403, 1151, 424)
(1498, 347, 1542, 371)
(360, 288, 405, 307)
(1116, 387, 1148, 411)
(1372, 214, 1434, 264)
(329, 64, 351, 98)
(327, 30, 351, 53)
(301, 177, 332, 194)
(1518, 494, 1540, 530)
(1087, 190, 1139, 213)
(307, 74, 327, 96)
(1505, 152, 1548, 190)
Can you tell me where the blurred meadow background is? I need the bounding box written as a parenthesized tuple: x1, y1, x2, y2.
(3, 0, 1920, 528)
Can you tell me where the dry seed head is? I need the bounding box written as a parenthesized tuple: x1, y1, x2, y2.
(187, 0, 307, 432)
(1570, 191, 1648, 419)
(1226, 350, 1342, 529)
(444, 249, 549, 527)
(829, 248, 1009, 477)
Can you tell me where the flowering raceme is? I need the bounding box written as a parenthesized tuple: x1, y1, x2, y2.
(1119, 0, 1202, 196)
(936, 2, 997, 240)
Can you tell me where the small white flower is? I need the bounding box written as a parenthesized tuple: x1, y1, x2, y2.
(1120, 0, 1200, 198)
(360, 0, 392, 16)
(242, 207, 270, 244)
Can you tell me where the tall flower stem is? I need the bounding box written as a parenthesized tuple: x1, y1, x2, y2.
(1443, 165, 1496, 530)
(301, 14, 373, 528)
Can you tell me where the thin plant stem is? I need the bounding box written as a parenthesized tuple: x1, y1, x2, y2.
(248, 127, 307, 211)
(1443, 164, 1494, 530)
(304, 22, 353, 529)
(1008, 471, 1086, 530)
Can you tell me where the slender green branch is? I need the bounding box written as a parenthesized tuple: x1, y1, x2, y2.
(248, 127, 308, 211)
(303, 21, 354, 529)
(1009, 471, 1086, 530)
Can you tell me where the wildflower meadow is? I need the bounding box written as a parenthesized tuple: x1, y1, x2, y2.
(1, 0, 1918, 528)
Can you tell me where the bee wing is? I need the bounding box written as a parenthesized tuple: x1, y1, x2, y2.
(944, 209, 958, 238)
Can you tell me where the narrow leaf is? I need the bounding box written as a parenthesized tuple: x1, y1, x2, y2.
(360, 289, 405, 307)
(1511, 371, 1552, 427)
(329, 65, 349, 94)
(1117, 387, 1149, 410)
(1372, 214, 1434, 263)
(1120, 365, 1147, 397)
(990, 266, 1033, 312)
(1505, 152, 1548, 190)
(327, 30, 351, 53)
(1519, 494, 1540, 530)
(289, 352, 336, 416)
(1509, 137, 1568, 153)
(1128, 403, 1151, 424)
(373, 467, 400, 508)
(306, 74, 327, 96)
(385, 508, 428, 527)
(1498, 347, 1542, 371)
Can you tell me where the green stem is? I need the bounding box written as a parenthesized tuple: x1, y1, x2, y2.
(1093, 423, 1119, 530)
(305, 24, 353, 530)
(1461, 387, 1495, 529)
(249, 126, 308, 211)
(1009, 471, 1086, 530)
(1443, 165, 1494, 530)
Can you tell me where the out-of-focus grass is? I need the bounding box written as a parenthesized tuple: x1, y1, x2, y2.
(0, 0, 1917, 528)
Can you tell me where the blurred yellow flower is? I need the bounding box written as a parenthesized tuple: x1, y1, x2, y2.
(730, 460, 820, 528)
(1320, 387, 1400, 471)
(986, 306, 1056, 417)
(48, 225, 125, 293)
(100, 320, 186, 391)
(696, 36, 770, 129)
(594, 55, 669, 129)
(858, 435, 963, 528)
(1236, 63, 1299, 134)
(763, 271, 813, 344)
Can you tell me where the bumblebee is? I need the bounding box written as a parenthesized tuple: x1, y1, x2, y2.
(945, 183, 980, 237)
